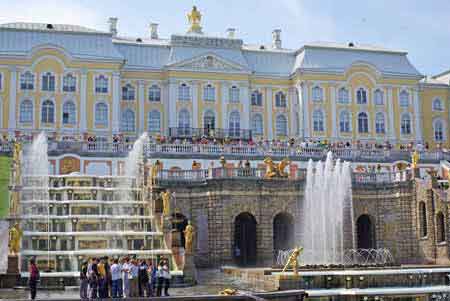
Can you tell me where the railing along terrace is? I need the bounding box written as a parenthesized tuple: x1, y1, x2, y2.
(168, 127, 252, 140)
(352, 169, 413, 185)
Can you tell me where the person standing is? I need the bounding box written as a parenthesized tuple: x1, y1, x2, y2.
(121, 257, 131, 298)
(162, 260, 172, 296)
(97, 257, 107, 298)
(129, 259, 139, 297)
(155, 262, 164, 297)
(147, 260, 156, 297)
(138, 259, 149, 297)
(110, 258, 123, 298)
(89, 258, 99, 299)
(28, 258, 40, 300)
(79, 261, 88, 300)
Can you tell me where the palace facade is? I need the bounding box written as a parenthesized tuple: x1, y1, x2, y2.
(0, 7, 449, 147)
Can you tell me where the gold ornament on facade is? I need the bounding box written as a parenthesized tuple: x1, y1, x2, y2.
(9, 223, 22, 255)
(161, 190, 171, 216)
(411, 150, 419, 169)
(263, 157, 290, 178)
(184, 221, 195, 254)
(187, 6, 203, 34)
(282, 246, 303, 275)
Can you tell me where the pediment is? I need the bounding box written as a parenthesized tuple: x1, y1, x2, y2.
(167, 53, 247, 73)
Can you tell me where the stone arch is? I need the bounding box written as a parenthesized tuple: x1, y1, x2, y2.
(356, 214, 376, 249)
(233, 212, 257, 266)
(273, 212, 295, 257)
(172, 212, 189, 248)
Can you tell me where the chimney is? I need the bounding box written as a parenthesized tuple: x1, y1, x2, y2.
(272, 29, 282, 49)
(150, 23, 159, 39)
(108, 17, 118, 37)
(226, 28, 236, 39)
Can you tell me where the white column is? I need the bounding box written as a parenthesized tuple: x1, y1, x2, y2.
(80, 69, 88, 133)
(8, 66, 17, 131)
(413, 88, 423, 142)
(221, 82, 228, 129)
(266, 87, 273, 140)
(330, 85, 337, 139)
(240, 83, 250, 130)
(191, 81, 199, 128)
(138, 80, 145, 134)
(168, 79, 177, 129)
(387, 87, 396, 141)
(303, 83, 310, 138)
(162, 82, 169, 135)
(288, 87, 296, 137)
(111, 72, 121, 133)
(296, 83, 304, 138)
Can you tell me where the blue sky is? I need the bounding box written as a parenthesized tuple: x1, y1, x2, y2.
(0, 0, 448, 76)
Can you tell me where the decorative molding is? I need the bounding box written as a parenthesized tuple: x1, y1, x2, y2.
(170, 34, 243, 49)
(169, 54, 245, 72)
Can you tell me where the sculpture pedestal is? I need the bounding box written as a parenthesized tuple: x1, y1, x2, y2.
(183, 254, 197, 285)
(7, 255, 19, 274)
(0, 255, 20, 288)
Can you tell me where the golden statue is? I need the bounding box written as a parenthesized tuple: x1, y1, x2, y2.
(263, 157, 278, 178)
(277, 158, 290, 178)
(187, 6, 202, 34)
(9, 223, 23, 255)
(282, 247, 303, 275)
(184, 221, 195, 254)
(150, 160, 162, 185)
(9, 191, 20, 216)
(219, 288, 237, 296)
(161, 190, 171, 216)
(411, 150, 420, 169)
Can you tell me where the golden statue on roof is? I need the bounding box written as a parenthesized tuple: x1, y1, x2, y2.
(187, 6, 203, 34)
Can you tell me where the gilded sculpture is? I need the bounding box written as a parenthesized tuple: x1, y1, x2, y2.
(187, 6, 202, 34)
(282, 246, 303, 275)
(9, 142, 22, 215)
(411, 150, 420, 169)
(263, 157, 290, 178)
(9, 223, 23, 255)
(184, 221, 195, 254)
(161, 190, 171, 216)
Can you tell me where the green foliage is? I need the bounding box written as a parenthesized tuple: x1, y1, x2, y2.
(0, 156, 11, 218)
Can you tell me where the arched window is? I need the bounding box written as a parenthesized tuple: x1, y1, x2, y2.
(276, 115, 287, 136)
(399, 90, 409, 107)
(251, 114, 263, 136)
(148, 84, 161, 102)
(62, 73, 76, 92)
(19, 99, 33, 123)
(356, 88, 367, 104)
(122, 84, 135, 101)
(433, 98, 443, 111)
(400, 113, 411, 135)
(178, 83, 190, 101)
(374, 89, 384, 105)
(95, 75, 108, 93)
(339, 110, 351, 133)
(251, 90, 262, 106)
(41, 72, 55, 91)
(229, 111, 240, 137)
(203, 110, 215, 130)
(436, 212, 446, 243)
(357, 112, 369, 133)
(20, 71, 34, 90)
(148, 110, 161, 133)
(312, 109, 324, 132)
(229, 86, 240, 103)
(375, 112, 385, 134)
(95, 102, 108, 126)
(434, 119, 445, 142)
(203, 84, 215, 101)
(419, 202, 427, 238)
(178, 109, 190, 129)
(275, 91, 287, 107)
(312, 86, 323, 102)
(62, 101, 76, 125)
(338, 87, 349, 104)
(121, 109, 135, 132)
(41, 100, 54, 123)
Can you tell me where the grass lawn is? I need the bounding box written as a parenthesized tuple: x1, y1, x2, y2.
(0, 155, 11, 218)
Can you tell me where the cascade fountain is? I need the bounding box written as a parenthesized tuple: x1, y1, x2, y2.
(299, 151, 353, 265)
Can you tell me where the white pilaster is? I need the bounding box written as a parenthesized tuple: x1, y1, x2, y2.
(168, 79, 177, 129)
(303, 83, 310, 138)
(387, 87, 396, 141)
(413, 88, 423, 142)
(80, 69, 88, 133)
(240, 83, 250, 130)
(111, 72, 121, 133)
(191, 81, 199, 128)
(296, 83, 303, 138)
(288, 87, 296, 137)
(8, 66, 17, 131)
(221, 82, 228, 129)
(266, 87, 273, 140)
(330, 85, 337, 139)
(138, 81, 145, 134)
(162, 82, 169, 135)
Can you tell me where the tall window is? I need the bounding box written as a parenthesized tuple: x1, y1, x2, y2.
(399, 90, 409, 107)
(401, 113, 411, 135)
(19, 99, 33, 123)
(229, 86, 240, 103)
(41, 100, 55, 123)
(41, 72, 56, 92)
(312, 86, 323, 102)
(203, 110, 215, 130)
(251, 90, 263, 106)
(356, 88, 367, 104)
(374, 89, 384, 105)
(339, 110, 351, 133)
(122, 84, 135, 101)
(276, 115, 287, 136)
(148, 85, 161, 102)
(62, 101, 76, 125)
(275, 91, 287, 107)
(312, 110, 324, 132)
(95, 75, 108, 93)
(357, 112, 369, 133)
(20, 71, 34, 90)
(203, 84, 215, 101)
(433, 98, 443, 111)
(178, 110, 190, 129)
(62, 73, 76, 92)
(251, 114, 263, 136)
(434, 119, 444, 142)
(95, 102, 108, 126)
(419, 202, 427, 238)
(178, 83, 190, 101)
(375, 112, 385, 134)
(338, 87, 349, 104)
(121, 109, 135, 132)
(229, 111, 240, 137)
(148, 110, 161, 133)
